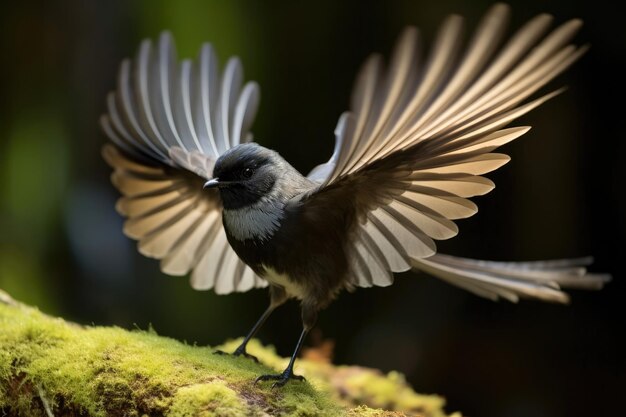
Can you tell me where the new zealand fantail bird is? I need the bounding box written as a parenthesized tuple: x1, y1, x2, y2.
(101, 3, 610, 386)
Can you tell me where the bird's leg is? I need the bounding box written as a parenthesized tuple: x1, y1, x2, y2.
(229, 304, 275, 362)
(215, 286, 287, 362)
(255, 328, 308, 387)
(255, 302, 318, 387)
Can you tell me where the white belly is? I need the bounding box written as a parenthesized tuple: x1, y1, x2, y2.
(261, 265, 307, 300)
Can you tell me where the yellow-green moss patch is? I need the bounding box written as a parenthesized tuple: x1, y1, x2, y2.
(0, 291, 460, 416)
(168, 381, 248, 417)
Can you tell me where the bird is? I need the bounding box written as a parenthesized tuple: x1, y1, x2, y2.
(101, 3, 610, 387)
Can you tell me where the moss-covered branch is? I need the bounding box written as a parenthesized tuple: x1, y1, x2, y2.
(0, 290, 461, 416)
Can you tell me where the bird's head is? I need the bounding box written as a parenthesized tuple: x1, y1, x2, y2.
(204, 143, 287, 210)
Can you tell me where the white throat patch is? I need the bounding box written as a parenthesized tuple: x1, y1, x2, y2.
(222, 202, 283, 241)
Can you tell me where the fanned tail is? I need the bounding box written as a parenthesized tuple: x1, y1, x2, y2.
(412, 253, 611, 303)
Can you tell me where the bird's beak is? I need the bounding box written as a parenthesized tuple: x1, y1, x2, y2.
(203, 178, 220, 189)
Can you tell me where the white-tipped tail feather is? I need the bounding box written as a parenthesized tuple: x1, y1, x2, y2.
(412, 254, 611, 303)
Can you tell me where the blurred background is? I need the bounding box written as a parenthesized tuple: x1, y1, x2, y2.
(1, 0, 624, 416)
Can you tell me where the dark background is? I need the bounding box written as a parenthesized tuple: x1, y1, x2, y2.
(1, 1, 624, 416)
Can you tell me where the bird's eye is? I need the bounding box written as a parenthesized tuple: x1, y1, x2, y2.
(242, 167, 254, 179)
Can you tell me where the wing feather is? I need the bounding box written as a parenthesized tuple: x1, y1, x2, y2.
(407, 174, 495, 197)
(387, 199, 459, 240)
(194, 43, 221, 156)
(100, 114, 148, 161)
(153, 32, 185, 150)
(362, 220, 411, 271)
(135, 40, 171, 154)
(302, 5, 607, 299)
(123, 197, 196, 240)
(174, 60, 203, 152)
(191, 230, 229, 290)
(111, 172, 181, 197)
(400, 190, 478, 220)
(160, 211, 218, 275)
(355, 234, 393, 287)
(107, 93, 156, 158)
(336, 56, 383, 178)
(369, 209, 436, 259)
(116, 189, 194, 218)
(117, 60, 170, 161)
(138, 207, 204, 258)
(355, 28, 420, 167)
(101, 32, 264, 294)
(413, 153, 511, 175)
(217, 58, 243, 152)
(236, 266, 257, 292)
(231, 82, 261, 146)
(214, 244, 240, 294)
(398, 5, 509, 147)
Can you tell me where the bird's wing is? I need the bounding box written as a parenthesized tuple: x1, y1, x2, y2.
(101, 32, 267, 294)
(304, 5, 588, 293)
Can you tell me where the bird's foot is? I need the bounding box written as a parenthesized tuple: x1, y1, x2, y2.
(213, 346, 259, 363)
(255, 369, 305, 388)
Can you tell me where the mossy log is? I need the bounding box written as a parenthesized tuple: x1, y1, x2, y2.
(0, 290, 461, 416)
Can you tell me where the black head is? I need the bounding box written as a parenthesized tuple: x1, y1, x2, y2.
(205, 143, 279, 210)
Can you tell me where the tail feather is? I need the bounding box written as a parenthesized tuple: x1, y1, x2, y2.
(412, 253, 611, 303)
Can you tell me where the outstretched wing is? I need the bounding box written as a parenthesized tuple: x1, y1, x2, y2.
(304, 4, 590, 298)
(101, 32, 266, 294)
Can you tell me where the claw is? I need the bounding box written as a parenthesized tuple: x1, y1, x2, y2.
(255, 371, 305, 387)
(254, 374, 281, 383)
(213, 347, 259, 363)
(233, 347, 259, 363)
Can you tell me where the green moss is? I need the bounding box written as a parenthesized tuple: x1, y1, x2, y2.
(168, 381, 247, 417)
(347, 405, 407, 416)
(0, 292, 460, 416)
(341, 370, 462, 417)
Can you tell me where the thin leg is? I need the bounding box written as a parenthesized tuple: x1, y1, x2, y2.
(255, 328, 308, 387)
(231, 304, 275, 361)
(215, 286, 287, 362)
(255, 302, 318, 387)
